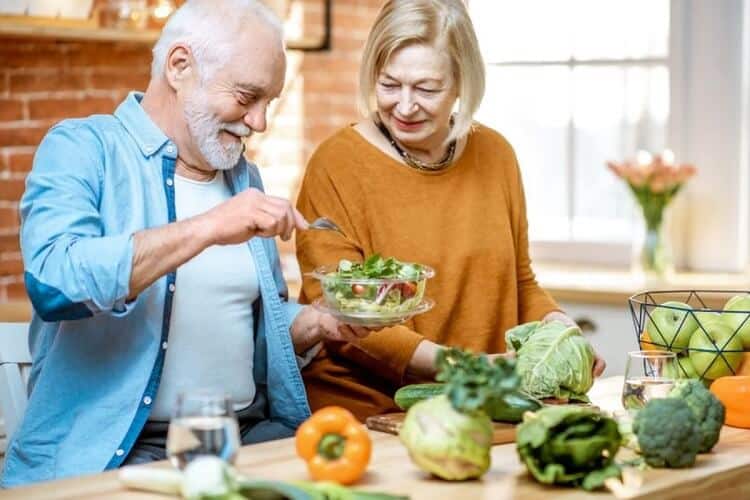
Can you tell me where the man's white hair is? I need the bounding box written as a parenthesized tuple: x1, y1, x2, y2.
(151, 0, 283, 82)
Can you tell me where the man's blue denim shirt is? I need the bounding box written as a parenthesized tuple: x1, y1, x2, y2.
(2, 92, 310, 487)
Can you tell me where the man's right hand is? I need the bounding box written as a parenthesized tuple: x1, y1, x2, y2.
(201, 187, 309, 244)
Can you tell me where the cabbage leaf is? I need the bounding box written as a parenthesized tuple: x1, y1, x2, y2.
(505, 320, 595, 402)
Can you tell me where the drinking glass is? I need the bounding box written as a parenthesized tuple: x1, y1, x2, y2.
(166, 391, 241, 469)
(621, 350, 676, 411)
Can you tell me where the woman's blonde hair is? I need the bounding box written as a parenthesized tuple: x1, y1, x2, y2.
(358, 0, 485, 143)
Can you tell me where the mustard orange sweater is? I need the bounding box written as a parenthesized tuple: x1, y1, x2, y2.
(295, 123, 559, 420)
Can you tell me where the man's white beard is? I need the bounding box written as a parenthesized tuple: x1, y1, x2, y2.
(183, 88, 252, 171)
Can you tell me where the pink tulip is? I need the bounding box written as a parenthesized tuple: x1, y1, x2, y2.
(606, 161, 626, 178)
(627, 167, 648, 187)
(606, 153, 697, 193)
(649, 174, 669, 193)
(677, 164, 697, 182)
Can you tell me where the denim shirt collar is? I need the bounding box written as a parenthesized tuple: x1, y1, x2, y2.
(114, 91, 171, 158)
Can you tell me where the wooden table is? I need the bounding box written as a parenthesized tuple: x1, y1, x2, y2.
(3, 377, 750, 499)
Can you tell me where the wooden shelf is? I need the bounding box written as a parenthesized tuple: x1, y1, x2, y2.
(0, 15, 327, 49)
(0, 21, 157, 43)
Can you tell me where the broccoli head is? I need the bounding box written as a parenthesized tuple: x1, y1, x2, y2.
(633, 398, 701, 468)
(669, 379, 725, 453)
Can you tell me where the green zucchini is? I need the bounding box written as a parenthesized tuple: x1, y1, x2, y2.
(485, 391, 542, 423)
(394, 383, 445, 410)
(394, 384, 541, 422)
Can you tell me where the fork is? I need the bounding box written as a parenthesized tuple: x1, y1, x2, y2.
(308, 217, 346, 237)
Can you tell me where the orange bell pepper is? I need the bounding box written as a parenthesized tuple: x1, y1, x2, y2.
(710, 375, 750, 428)
(295, 406, 372, 485)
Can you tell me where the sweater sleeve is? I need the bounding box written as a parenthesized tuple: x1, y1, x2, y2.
(295, 133, 425, 384)
(506, 144, 561, 324)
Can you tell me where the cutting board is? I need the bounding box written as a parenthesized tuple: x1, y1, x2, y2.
(365, 412, 516, 445)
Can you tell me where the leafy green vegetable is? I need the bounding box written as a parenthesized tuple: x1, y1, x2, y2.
(334, 254, 423, 280)
(120, 456, 408, 500)
(282, 481, 408, 500)
(435, 348, 519, 413)
(321, 255, 427, 315)
(515, 406, 622, 491)
(633, 397, 701, 468)
(668, 379, 725, 453)
(433, 348, 542, 422)
(505, 321, 595, 402)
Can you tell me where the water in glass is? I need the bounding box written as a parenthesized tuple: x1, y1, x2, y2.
(622, 350, 676, 411)
(166, 392, 240, 469)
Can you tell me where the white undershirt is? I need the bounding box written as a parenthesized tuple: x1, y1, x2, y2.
(150, 172, 259, 420)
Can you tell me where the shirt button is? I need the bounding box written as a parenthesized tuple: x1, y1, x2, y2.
(162, 341, 168, 350)
(166, 178, 173, 186)
(166, 145, 175, 154)
(143, 396, 152, 405)
(115, 449, 125, 457)
(168, 283, 175, 292)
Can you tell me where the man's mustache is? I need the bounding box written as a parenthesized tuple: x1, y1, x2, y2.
(222, 121, 252, 138)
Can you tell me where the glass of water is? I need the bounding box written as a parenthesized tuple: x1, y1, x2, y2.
(622, 350, 677, 411)
(166, 391, 241, 469)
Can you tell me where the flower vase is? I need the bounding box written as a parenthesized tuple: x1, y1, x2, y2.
(632, 217, 673, 280)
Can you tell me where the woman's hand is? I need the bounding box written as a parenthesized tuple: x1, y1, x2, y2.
(290, 306, 371, 355)
(542, 310, 607, 377)
(542, 310, 577, 327)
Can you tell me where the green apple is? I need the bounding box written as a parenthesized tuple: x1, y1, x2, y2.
(693, 310, 722, 327)
(688, 321, 743, 380)
(663, 355, 699, 380)
(722, 294, 750, 349)
(645, 301, 698, 352)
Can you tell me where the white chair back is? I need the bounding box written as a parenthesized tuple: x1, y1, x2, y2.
(0, 322, 31, 451)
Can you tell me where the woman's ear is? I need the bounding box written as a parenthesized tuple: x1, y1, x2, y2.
(164, 44, 195, 91)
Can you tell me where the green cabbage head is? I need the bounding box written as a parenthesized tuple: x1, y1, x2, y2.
(506, 320, 595, 401)
(399, 394, 492, 480)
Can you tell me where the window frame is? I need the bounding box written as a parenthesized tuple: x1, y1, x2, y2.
(474, 0, 750, 272)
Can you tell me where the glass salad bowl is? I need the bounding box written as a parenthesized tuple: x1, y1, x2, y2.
(310, 255, 435, 328)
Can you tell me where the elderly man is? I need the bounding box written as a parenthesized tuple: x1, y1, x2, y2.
(2, 0, 366, 487)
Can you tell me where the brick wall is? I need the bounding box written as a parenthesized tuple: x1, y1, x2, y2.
(0, 0, 383, 303)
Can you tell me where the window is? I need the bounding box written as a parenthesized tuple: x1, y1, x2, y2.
(470, 1, 750, 273)
(469, 0, 670, 262)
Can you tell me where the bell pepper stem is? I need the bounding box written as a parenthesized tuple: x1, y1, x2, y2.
(318, 433, 346, 461)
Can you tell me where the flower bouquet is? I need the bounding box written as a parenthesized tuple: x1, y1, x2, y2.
(607, 150, 696, 276)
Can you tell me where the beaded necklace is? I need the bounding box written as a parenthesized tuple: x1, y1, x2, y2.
(374, 118, 456, 172)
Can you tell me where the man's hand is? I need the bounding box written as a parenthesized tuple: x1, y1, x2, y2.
(202, 187, 308, 245)
(290, 306, 372, 355)
(128, 188, 307, 299)
(542, 310, 607, 377)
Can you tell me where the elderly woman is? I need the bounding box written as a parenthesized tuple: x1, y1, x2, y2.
(295, 0, 604, 420)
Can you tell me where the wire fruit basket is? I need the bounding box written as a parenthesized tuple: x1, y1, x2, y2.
(629, 290, 750, 381)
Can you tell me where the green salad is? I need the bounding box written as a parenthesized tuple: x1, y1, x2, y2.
(321, 254, 428, 315)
